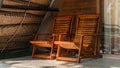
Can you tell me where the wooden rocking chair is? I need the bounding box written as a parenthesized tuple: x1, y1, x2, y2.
(54, 14, 102, 62)
(30, 16, 74, 59)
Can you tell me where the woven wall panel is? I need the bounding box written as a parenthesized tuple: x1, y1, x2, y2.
(0, 24, 39, 50)
(2, 0, 50, 13)
(0, 15, 42, 25)
(0, 0, 50, 51)
(30, 0, 51, 5)
(3, 0, 51, 6)
(0, 35, 33, 42)
(0, 42, 30, 51)
(3, 0, 26, 6)
(0, 25, 38, 36)
(0, 9, 46, 15)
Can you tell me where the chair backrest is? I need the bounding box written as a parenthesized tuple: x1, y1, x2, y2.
(74, 14, 100, 43)
(74, 14, 100, 55)
(52, 16, 74, 41)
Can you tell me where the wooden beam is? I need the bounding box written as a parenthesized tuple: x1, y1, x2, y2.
(2, 5, 59, 11)
(0, 34, 33, 38)
(0, 10, 44, 17)
(0, 23, 40, 27)
(8, 0, 49, 7)
(0, 41, 30, 43)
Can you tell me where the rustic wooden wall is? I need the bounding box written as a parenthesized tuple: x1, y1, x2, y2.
(57, 0, 100, 16)
(55, 0, 101, 35)
(37, 0, 102, 35)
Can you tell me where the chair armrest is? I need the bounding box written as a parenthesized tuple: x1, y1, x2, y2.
(33, 33, 52, 40)
(52, 34, 59, 37)
(80, 34, 103, 36)
(52, 34, 68, 36)
(54, 41, 74, 45)
(75, 34, 103, 47)
(33, 33, 52, 36)
(55, 34, 71, 41)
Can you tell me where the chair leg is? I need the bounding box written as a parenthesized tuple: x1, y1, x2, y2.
(78, 49, 82, 63)
(32, 45, 53, 59)
(97, 53, 103, 58)
(56, 45, 61, 60)
(32, 46, 36, 58)
(77, 54, 81, 63)
(50, 46, 54, 59)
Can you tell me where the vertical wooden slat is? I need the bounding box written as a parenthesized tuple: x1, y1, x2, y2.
(96, 0, 100, 13)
